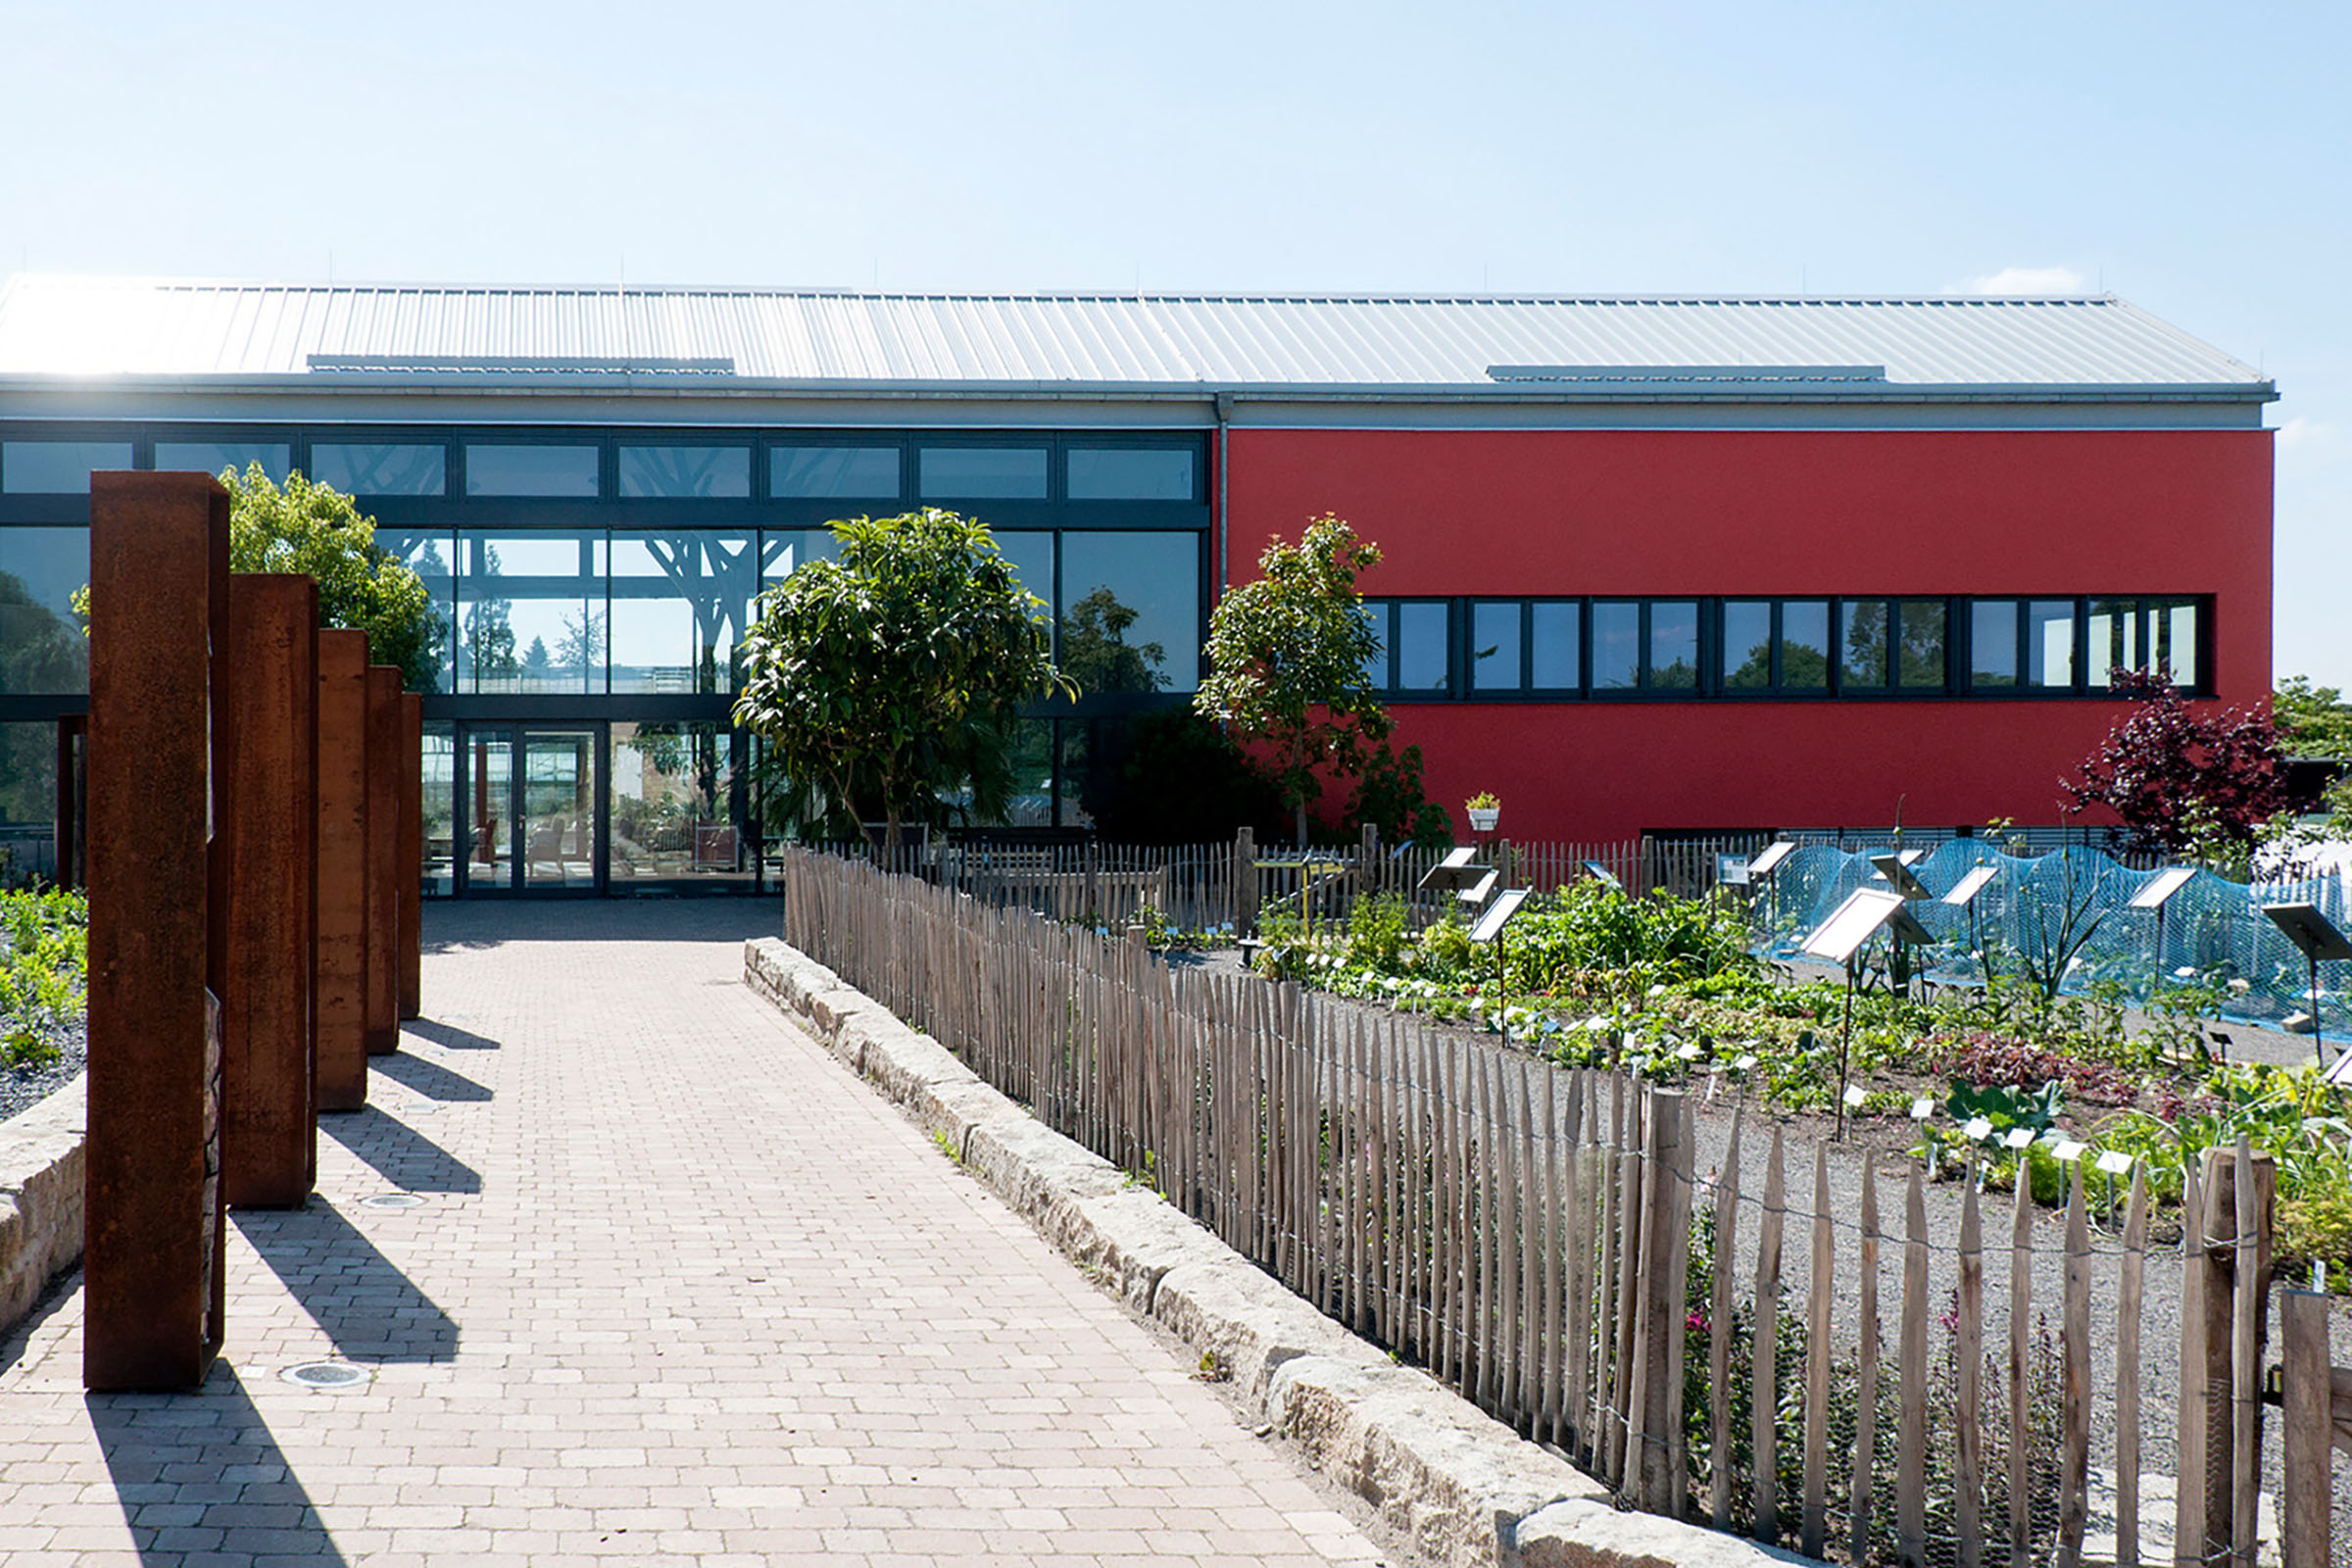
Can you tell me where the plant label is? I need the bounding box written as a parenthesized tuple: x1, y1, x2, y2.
(1964, 1116, 1993, 1142)
(2052, 1139, 2087, 1163)
(2003, 1127, 2036, 1151)
(1908, 1097, 1936, 1120)
(2094, 1150, 2133, 1176)
(1734, 1054, 1758, 1072)
(1844, 1084, 1869, 1107)
(1676, 1042, 1703, 1061)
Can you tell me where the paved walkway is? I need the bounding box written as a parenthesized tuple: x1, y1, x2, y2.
(0, 902, 1394, 1567)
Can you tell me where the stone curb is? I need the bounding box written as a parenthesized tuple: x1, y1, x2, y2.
(0, 1072, 87, 1339)
(747, 937, 1803, 1568)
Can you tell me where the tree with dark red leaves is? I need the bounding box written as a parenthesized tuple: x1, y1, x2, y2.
(2063, 670, 2292, 857)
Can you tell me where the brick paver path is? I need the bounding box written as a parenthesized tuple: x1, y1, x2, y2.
(0, 902, 1394, 1567)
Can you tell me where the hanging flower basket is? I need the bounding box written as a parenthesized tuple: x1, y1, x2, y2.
(1467, 805, 1500, 833)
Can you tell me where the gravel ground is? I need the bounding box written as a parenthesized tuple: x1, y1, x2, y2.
(0, 1020, 82, 1124)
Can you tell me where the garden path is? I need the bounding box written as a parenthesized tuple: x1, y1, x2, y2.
(0, 900, 1397, 1568)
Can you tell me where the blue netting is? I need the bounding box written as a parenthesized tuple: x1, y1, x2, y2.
(1752, 840, 2352, 1034)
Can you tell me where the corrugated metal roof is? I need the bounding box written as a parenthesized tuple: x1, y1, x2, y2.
(0, 275, 2273, 397)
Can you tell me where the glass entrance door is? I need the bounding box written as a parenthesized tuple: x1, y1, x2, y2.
(457, 723, 603, 894)
(520, 729, 599, 891)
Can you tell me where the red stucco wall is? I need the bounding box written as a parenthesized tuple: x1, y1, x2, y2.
(1223, 426, 2274, 840)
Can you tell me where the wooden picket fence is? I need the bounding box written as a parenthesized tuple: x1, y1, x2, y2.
(777, 848, 2341, 1568)
(799, 828, 1763, 934)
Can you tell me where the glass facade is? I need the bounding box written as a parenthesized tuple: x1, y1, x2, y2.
(0, 420, 1208, 894)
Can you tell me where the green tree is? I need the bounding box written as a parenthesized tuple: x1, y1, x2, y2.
(2273, 673, 2352, 837)
(221, 466, 442, 690)
(1194, 516, 1391, 846)
(732, 509, 1069, 854)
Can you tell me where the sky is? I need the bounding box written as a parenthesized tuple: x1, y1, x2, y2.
(2, 0, 2344, 683)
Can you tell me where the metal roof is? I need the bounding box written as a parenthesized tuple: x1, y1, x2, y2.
(0, 275, 2274, 401)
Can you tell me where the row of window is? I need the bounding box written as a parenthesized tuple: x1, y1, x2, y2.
(0, 436, 1202, 505)
(1361, 595, 2207, 699)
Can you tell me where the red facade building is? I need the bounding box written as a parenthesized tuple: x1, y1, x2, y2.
(0, 280, 2276, 885)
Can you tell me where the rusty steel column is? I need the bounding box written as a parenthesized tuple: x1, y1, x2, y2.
(398, 693, 422, 1020)
(363, 665, 401, 1056)
(316, 629, 370, 1111)
(83, 471, 229, 1392)
(222, 574, 318, 1209)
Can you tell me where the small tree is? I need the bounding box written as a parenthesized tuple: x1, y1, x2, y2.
(732, 509, 1067, 854)
(2063, 669, 2290, 859)
(223, 466, 442, 689)
(1194, 516, 1391, 847)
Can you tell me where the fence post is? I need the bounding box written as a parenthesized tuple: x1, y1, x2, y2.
(1359, 822, 1379, 901)
(2193, 1143, 2276, 1568)
(1235, 827, 1257, 934)
(2278, 1287, 2334, 1568)
(1636, 1089, 1690, 1513)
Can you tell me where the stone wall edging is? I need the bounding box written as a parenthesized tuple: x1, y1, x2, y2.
(0, 1072, 88, 1338)
(745, 937, 1807, 1568)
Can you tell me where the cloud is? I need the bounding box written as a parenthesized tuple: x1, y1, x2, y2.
(2278, 416, 2332, 450)
(1965, 266, 2087, 296)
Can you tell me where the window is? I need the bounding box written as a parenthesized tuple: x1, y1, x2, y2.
(992, 532, 1054, 621)
(2, 442, 132, 494)
(618, 446, 749, 499)
(0, 526, 90, 694)
(153, 442, 290, 482)
(2084, 597, 2141, 689)
(1648, 601, 1699, 690)
(1841, 600, 1890, 690)
(918, 447, 1048, 500)
(1721, 601, 1772, 690)
(1895, 600, 1947, 690)
(1396, 603, 1449, 692)
(1060, 532, 1200, 693)
(1592, 602, 1640, 690)
(1066, 448, 1196, 502)
(1971, 601, 2019, 689)
(1782, 601, 1831, 690)
(309, 443, 447, 497)
(375, 528, 456, 693)
(455, 530, 605, 693)
(1530, 602, 1580, 690)
(2027, 600, 2075, 689)
(2149, 599, 2200, 686)
(770, 446, 900, 499)
(466, 445, 599, 497)
(1470, 601, 1522, 692)
(608, 531, 759, 693)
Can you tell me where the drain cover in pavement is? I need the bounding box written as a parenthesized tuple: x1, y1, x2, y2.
(279, 1361, 371, 1389)
(361, 1194, 426, 1210)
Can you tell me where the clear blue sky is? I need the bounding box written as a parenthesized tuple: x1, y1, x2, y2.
(4, 0, 2342, 684)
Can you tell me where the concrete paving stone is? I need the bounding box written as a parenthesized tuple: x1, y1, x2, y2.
(0, 902, 1399, 1565)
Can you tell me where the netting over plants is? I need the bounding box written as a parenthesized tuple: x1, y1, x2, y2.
(1753, 841, 2352, 1034)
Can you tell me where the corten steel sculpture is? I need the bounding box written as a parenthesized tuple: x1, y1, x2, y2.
(398, 693, 422, 1021)
(84, 472, 230, 1391)
(222, 574, 320, 1209)
(316, 629, 370, 1111)
(363, 665, 401, 1055)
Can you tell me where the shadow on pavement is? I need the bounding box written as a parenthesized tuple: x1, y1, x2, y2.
(420, 897, 782, 954)
(89, 1362, 352, 1565)
(369, 1052, 492, 1102)
(318, 1105, 482, 1195)
(233, 1200, 459, 1365)
(400, 1018, 502, 1052)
